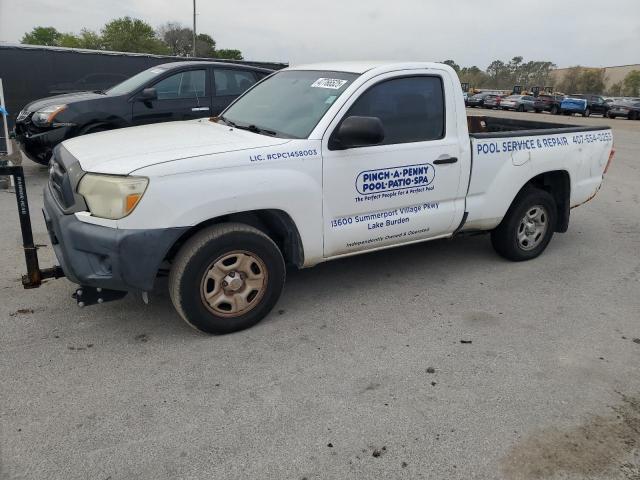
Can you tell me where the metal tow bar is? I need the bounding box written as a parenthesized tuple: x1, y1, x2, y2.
(2, 163, 128, 307)
(1, 163, 64, 288)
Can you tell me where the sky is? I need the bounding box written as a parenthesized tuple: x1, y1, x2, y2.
(1, 0, 639, 69)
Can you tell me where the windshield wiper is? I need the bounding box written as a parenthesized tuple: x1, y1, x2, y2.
(242, 124, 277, 136)
(218, 116, 236, 127)
(219, 117, 276, 136)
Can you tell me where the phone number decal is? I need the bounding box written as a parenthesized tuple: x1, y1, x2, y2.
(355, 163, 435, 195)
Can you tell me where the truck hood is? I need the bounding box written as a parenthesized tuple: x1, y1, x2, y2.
(62, 119, 291, 174)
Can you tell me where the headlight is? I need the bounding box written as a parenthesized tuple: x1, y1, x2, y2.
(31, 104, 67, 127)
(77, 174, 148, 220)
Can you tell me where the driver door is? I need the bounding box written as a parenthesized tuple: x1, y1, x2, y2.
(321, 71, 467, 258)
(132, 68, 211, 125)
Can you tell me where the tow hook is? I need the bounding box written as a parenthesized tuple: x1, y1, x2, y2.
(73, 286, 127, 307)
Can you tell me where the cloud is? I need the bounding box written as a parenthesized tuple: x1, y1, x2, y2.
(1, 0, 639, 68)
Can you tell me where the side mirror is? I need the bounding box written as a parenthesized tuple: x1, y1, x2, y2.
(330, 116, 385, 150)
(139, 87, 157, 102)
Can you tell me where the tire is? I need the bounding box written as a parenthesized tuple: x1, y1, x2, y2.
(169, 223, 286, 334)
(517, 105, 525, 112)
(630, 111, 638, 121)
(535, 109, 541, 113)
(551, 105, 559, 115)
(490, 188, 557, 262)
(583, 108, 590, 117)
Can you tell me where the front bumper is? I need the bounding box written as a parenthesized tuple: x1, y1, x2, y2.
(43, 185, 187, 292)
(14, 125, 72, 165)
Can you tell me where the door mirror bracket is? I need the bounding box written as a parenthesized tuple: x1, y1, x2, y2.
(329, 116, 385, 150)
(138, 87, 158, 103)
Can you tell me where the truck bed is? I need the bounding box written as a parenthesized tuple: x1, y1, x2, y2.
(464, 114, 613, 233)
(467, 115, 607, 138)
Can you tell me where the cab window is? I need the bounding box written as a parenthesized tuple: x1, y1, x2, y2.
(345, 76, 445, 145)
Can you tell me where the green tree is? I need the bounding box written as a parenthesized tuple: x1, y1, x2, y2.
(57, 32, 82, 48)
(78, 29, 104, 50)
(508, 56, 524, 85)
(558, 66, 582, 93)
(622, 70, 640, 97)
(607, 81, 623, 96)
(215, 49, 243, 60)
(21, 26, 60, 46)
(101, 17, 169, 54)
(578, 68, 606, 94)
(459, 66, 490, 89)
(442, 60, 460, 73)
(158, 22, 193, 56)
(559, 67, 606, 94)
(195, 33, 217, 57)
(486, 60, 510, 89)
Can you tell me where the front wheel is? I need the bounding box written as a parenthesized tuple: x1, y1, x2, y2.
(551, 105, 559, 115)
(517, 105, 525, 112)
(169, 223, 286, 334)
(583, 108, 591, 117)
(491, 188, 557, 261)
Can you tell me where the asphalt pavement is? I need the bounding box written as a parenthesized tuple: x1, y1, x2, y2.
(1, 109, 639, 480)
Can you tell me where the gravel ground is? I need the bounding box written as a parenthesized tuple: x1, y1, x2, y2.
(1, 109, 639, 480)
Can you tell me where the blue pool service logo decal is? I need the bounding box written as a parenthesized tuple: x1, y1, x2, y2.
(356, 163, 435, 195)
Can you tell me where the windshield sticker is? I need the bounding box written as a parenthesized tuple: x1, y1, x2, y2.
(311, 78, 348, 90)
(325, 95, 338, 104)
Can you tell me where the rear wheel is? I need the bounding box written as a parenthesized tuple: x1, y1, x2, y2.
(491, 188, 557, 261)
(583, 108, 591, 117)
(630, 111, 638, 121)
(551, 105, 559, 115)
(517, 105, 525, 112)
(169, 223, 286, 334)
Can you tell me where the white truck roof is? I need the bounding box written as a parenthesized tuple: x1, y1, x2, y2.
(287, 61, 451, 74)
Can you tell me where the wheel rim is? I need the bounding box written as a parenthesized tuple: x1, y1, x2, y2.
(517, 205, 549, 251)
(200, 250, 268, 318)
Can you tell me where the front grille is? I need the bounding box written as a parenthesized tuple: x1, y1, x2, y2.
(49, 152, 75, 209)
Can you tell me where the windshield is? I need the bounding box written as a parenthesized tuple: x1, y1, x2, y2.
(105, 66, 169, 95)
(221, 70, 358, 138)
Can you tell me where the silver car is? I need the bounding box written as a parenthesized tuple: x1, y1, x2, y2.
(501, 95, 536, 112)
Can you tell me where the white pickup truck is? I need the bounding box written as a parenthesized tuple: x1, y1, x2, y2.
(42, 61, 614, 333)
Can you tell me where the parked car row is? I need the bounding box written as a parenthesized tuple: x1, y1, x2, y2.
(607, 100, 640, 120)
(14, 61, 273, 165)
(465, 90, 639, 120)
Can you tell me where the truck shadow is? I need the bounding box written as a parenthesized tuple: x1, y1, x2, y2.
(142, 233, 496, 335)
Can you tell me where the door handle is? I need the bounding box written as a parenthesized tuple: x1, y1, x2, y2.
(191, 107, 210, 111)
(433, 156, 458, 165)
